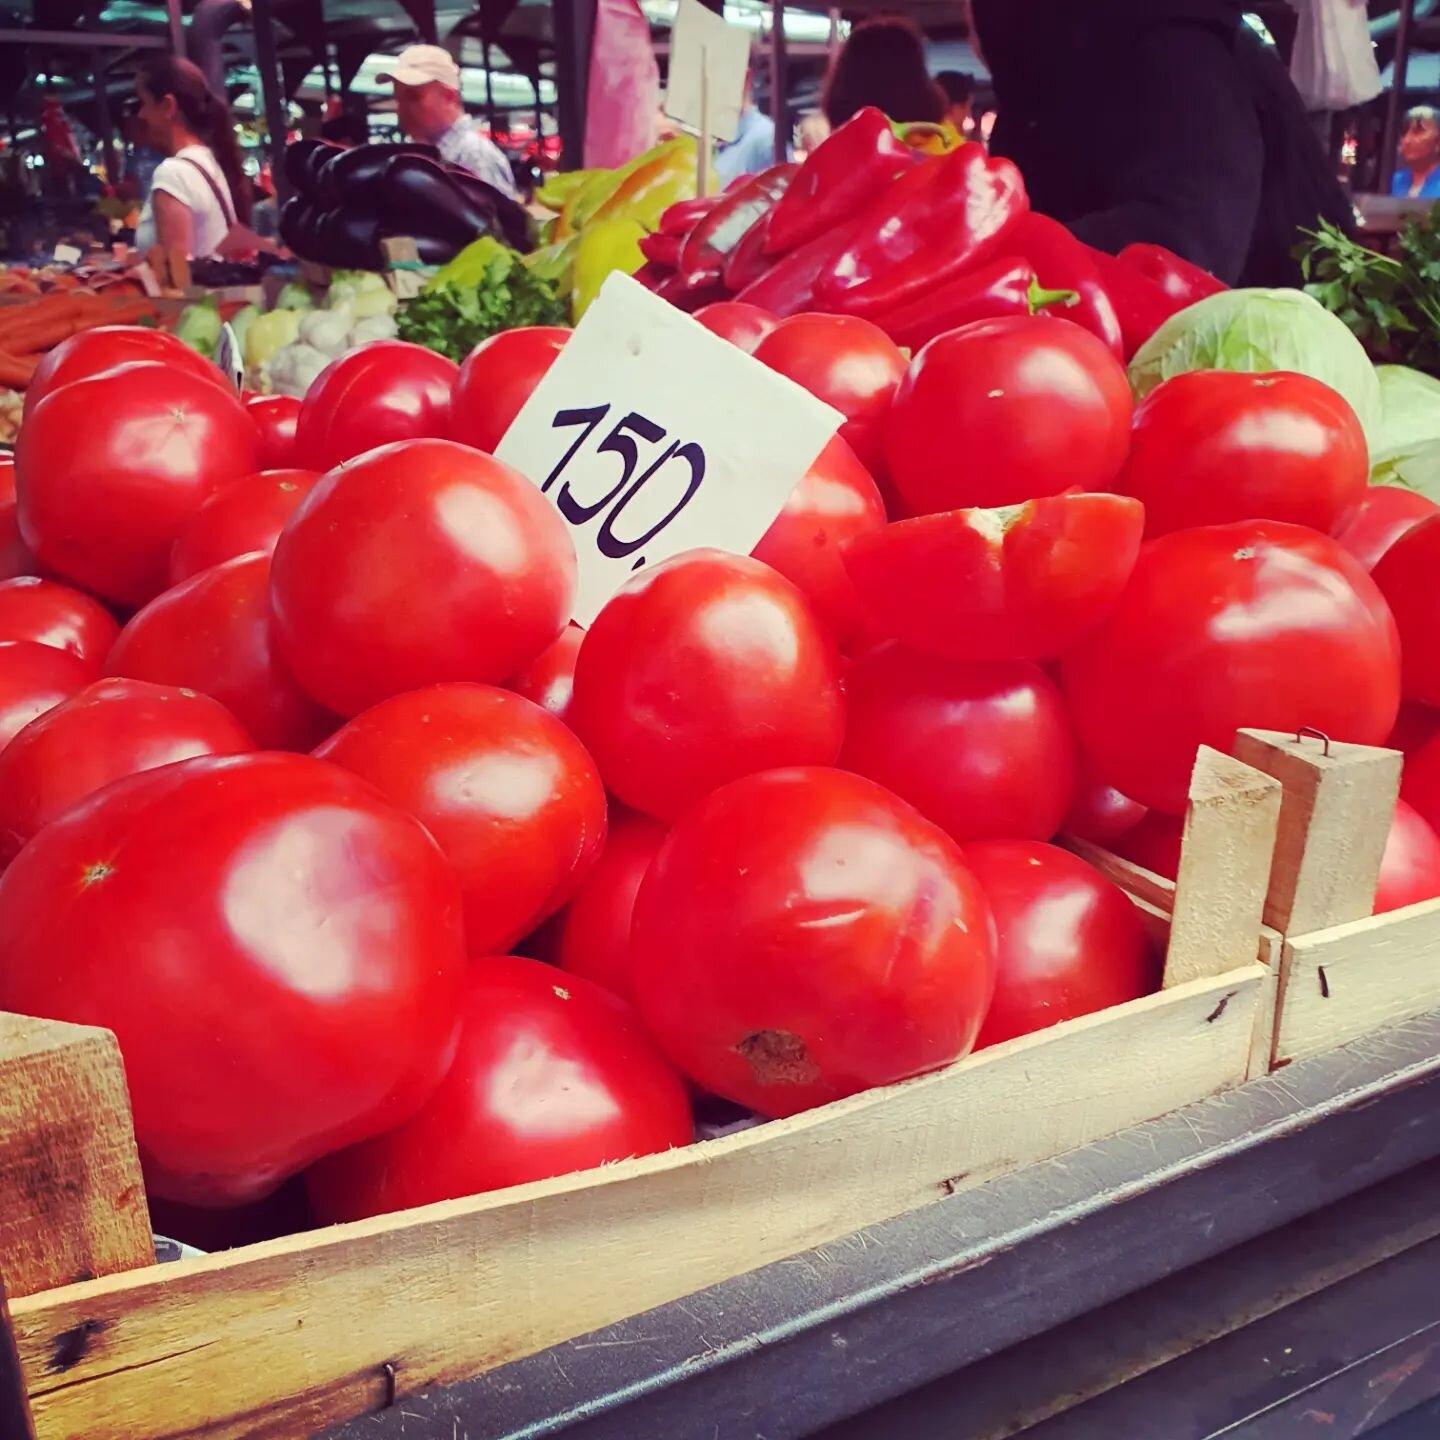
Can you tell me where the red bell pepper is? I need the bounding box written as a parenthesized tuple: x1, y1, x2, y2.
(632, 262, 673, 292)
(637, 231, 683, 268)
(1087, 250, 1187, 361)
(763, 106, 917, 259)
(1001, 212, 1125, 359)
(723, 211, 775, 293)
(1116, 242, 1227, 307)
(654, 270, 727, 312)
(658, 194, 722, 237)
(676, 164, 797, 291)
(813, 144, 1028, 317)
(733, 215, 864, 316)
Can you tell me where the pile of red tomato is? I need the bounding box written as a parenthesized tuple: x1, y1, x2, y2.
(0, 300, 1437, 1242)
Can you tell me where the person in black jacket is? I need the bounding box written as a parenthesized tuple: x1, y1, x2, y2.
(966, 0, 1355, 286)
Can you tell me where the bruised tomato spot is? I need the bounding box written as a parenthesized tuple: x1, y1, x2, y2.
(736, 1030, 820, 1087)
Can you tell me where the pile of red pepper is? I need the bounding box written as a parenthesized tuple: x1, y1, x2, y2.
(637, 107, 1227, 359)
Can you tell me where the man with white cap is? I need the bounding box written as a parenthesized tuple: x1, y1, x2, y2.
(378, 43, 519, 200)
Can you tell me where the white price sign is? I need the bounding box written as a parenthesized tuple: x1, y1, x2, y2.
(664, 0, 751, 143)
(215, 322, 244, 392)
(495, 272, 843, 626)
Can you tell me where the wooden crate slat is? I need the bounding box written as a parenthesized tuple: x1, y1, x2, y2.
(12, 966, 1263, 1440)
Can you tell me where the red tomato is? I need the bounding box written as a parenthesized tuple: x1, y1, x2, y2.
(0, 753, 466, 1205)
(17, 362, 259, 606)
(0, 459, 36, 580)
(1063, 767, 1147, 846)
(693, 301, 778, 354)
(843, 492, 1143, 663)
(965, 840, 1160, 1048)
(883, 316, 1133, 514)
(1334, 485, 1437, 572)
(0, 576, 118, 666)
(168, 468, 321, 584)
(24, 325, 228, 420)
(0, 677, 253, 864)
(244, 394, 303, 470)
(1111, 810, 1183, 880)
(0, 640, 95, 753)
(1375, 800, 1440, 914)
(305, 957, 692, 1222)
(107, 552, 334, 750)
(295, 341, 458, 471)
(1392, 700, 1440, 757)
(1062, 521, 1401, 814)
(271, 440, 575, 717)
(1114, 372, 1368, 538)
(506, 624, 583, 727)
(1373, 516, 1440, 707)
(316, 685, 607, 954)
(630, 767, 996, 1117)
(840, 645, 1077, 844)
(551, 808, 668, 1003)
(752, 314, 906, 473)
(1401, 732, 1440, 835)
(450, 326, 568, 455)
(569, 550, 845, 821)
(751, 435, 887, 647)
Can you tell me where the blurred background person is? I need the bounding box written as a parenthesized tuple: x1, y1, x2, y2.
(1393, 106, 1440, 199)
(796, 111, 832, 158)
(715, 64, 781, 184)
(822, 16, 945, 129)
(935, 69, 975, 135)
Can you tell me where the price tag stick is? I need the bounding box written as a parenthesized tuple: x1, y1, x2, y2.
(697, 45, 711, 197)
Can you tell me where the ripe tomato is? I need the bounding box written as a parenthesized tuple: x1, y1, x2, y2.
(450, 326, 568, 455)
(0, 459, 36, 581)
(1111, 810, 1183, 879)
(569, 550, 845, 821)
(1401, 732, 1440, 835)
(0, 577, 118, 666)
(964, 840, 1160, 1048)
(107, 552, 334, 750)
(271, 440, 575, 717)
(843, 492, 1143, 662)
(1062, 521, 1401, 814)
(0, 641, 95, 753)
(1063, 766, 1146, 846)
(305, 957, 692, 1222)
(1373, 516, 1440, 706)
(295, 341, 458, 471)
(1374, 800, 1440, 914)
(631, 767, 996, 1117)
(17, 362, 259, 606)
(168, 468, 321, 584)
(1334, 486, 1437, 571)
(751, 435, 887, 647)
(506, 624, 583, 727)
(752, 314, 906, 473)
(1114, 372, 1368, 538)
(0, 677, 252, 864)
(24, 325, 228, 421)
(0, 753, 466, 1205)
(840, 645, 1077, 844)
(694, 300, 779, 354)
(883, 316, 1132, 514)
(1389, 700, 1440, 757)
(316, 685, 607, 954)
(550, 808, 668, 1003)
(245, 394, 303, 470)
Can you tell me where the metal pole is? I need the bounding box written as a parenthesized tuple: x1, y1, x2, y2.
(249, 0, 291, 199)
(165, 0, 184, 55)
(770, 0, 788, 163)
(553, 0, 594, 169)
(1381, 0, 1417, 193)
(482, 34, 496, 134)
(92, 51, 120, 186)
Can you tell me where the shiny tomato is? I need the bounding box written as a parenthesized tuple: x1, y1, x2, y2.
(752, 314, 906, 472)
(965, 840, 1160, 1048)
(0, 577, 118, 666)
(168, 468, 321, 584)
(1401, 732, 1440, 835)
(751, 435, 887, 647)
(883, 316, 1132, 514)
(0, 753, 466, 1205)
(569, 550, 845, 821)
(693, 301, 778, 354)
(1373, 516, 1440, 706)
(305, 957, 692, 1222)
(0, 640, 95, 753)
(1335, 485, 1436, 571)
(840, 645, 1077, 843)
(295, 341, 458, 471)
(450, 326, 568, 455)
(17, 361, 259, 606)
(24, 325, 228, 420)
(550, 808, 668, 1003)
(1111, 810, 1183, 879)
(271, 440, 575, 717)
(244, 394, 303, 470)
(316, 685, 607, 954)
(1062, 521, 1401, 814)
(0, 459, 36, 580)
(1115, 372, 1368, 537)
(630, 767, 996, 1117)
(1389, 701, 1440, 757)
(1063, 766, 1147, 846)
(1375, 800, 1440, 914)
(106, 552, 334, 750)
(506, 624, 583, 727)
(843, 492, 1143, 662)
(0, 677, 252, 864)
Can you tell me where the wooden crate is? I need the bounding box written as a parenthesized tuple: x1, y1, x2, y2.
(1, 748, 1277, 1440)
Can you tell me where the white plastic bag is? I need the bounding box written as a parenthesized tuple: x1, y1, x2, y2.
(1291, 0, 1383, 111)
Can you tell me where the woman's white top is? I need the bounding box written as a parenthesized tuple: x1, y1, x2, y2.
(135, 144, 234, 258)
